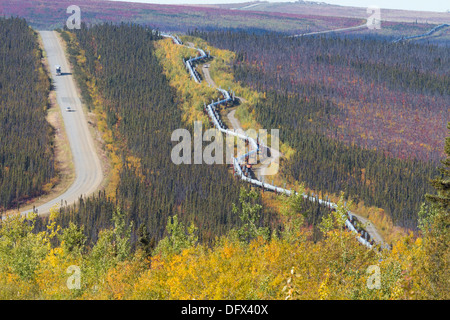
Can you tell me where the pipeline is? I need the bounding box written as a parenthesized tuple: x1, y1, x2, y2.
(393, 23, 450, 43)
(162, 34, 379, 249)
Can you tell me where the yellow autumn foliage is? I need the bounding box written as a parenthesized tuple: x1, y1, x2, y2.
(0, 204, 444, 300)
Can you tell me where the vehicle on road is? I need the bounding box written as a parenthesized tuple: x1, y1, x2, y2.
(55, 65, 61, 76)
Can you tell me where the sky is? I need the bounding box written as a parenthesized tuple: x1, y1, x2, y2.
(108, 0, 450, 12)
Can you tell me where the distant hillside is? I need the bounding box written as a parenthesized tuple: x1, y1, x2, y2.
(0, 0, 361, 32)
(200, 0, 450, 45)
(205, 1, 449, 24)
(2, 0, 447, 44)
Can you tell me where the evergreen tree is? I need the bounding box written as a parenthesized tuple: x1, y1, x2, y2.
(137, 223, 154, 257)
(426, 122, 450, 210)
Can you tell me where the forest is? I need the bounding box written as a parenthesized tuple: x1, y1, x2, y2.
(193, 30, 448, 229)
(196, 31, 449, 163)
(49, 23, 342, 247)
(0, 17, 55, 211)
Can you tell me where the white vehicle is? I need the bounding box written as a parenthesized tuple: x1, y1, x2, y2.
(66, 106, 71, 112)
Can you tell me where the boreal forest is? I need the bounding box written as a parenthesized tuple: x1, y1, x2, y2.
(0, 2, 449, 303)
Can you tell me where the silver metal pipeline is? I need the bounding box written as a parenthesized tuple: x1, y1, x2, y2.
(161, 33, 183, 45)
(393, 23, 449, 43)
